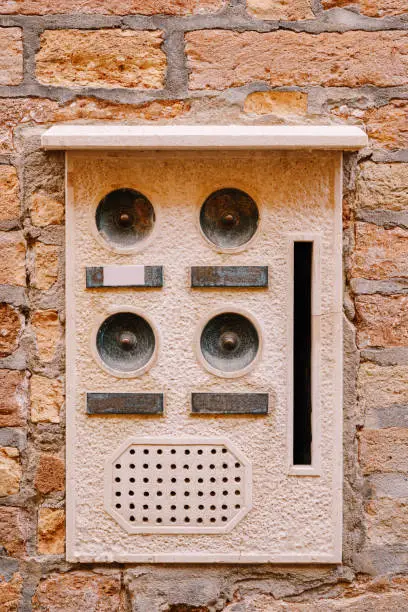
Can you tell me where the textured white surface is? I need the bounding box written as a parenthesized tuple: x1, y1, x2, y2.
(66, 150, 342, 563)
(42, 124, 368, 151)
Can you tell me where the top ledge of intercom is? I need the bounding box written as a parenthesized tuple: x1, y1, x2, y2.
(41, 124, 368, 151)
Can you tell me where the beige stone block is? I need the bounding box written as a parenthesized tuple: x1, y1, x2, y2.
(355, 162, 408, 211)
(32, 242, 59, 290)
(0, 166, 20, 222)
(30, 194, 64, 227)
(0, 304, 23, 358)
(0, 506, 27, 557)
(0, 573, 23, 612)
(356, 295, 408, 348)
(0, 232, 26, 287)
(322, 0, 407, 17)
(0, 28, 23, 86)
(32, 571, 122, 611)
(247, 0, 313, 20)
(185, 31, 408, 89)
(351, 223, 408, 280)
(1, 0, 224, 15)
(333, 100, 408, 150)
(0, 447, 21, 497)
(30, 375, 63, 424)
(35, 454, 65, 494)
(31, 309, 61, 362)
(358, 363, 408, 412)
(365, 498, 408, 546)
(37, 508, 65, 555)
(0, 370, 28, 428)
(36, 29, 166, 89)
(244, 91, 308, 116)
(359, 428, 408, 475)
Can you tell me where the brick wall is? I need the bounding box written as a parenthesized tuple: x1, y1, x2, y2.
(0, 1, 407, 610)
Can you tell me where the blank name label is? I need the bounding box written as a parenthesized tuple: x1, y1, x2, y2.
(86, 265, 163, 288)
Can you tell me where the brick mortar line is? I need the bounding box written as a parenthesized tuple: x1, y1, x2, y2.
(0, 83, 407, 103)
(0, 11, 407, 32)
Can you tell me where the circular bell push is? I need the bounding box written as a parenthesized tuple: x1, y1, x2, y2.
(199, 188, 259, 249)
(95, 188, 155, 249)
(96, 312, 156, 374)
(200, 311, 260, 375)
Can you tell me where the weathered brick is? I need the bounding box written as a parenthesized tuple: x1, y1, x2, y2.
(0, 97, 189, 154)
(30, 194, 64, 227)
(351, 223, 408, 280)
(0, 573, 23, 612)
(355, 162, 408, 212)
(246, 0, 313, 20)
(32, 242, 59, 290)
(31, 310, 61, 362)
(0, 370, 28, 428)
(358, 363, 408, 413)
(0, 506, 27, 557)
(356, 295, 408, 348)
(322, 0, 407, 17)
(36, 29, 166, 89)
(0, 28, 23, 86)
(0, 166, 20, 222)
(0, 304, 23, 358)
(0, 0, 224, 15)
(185, 31, 408, 90)
(365, 498, 408, 546)
(244, 90, 308, 115)
(360, 428, 408, 474)
(0, 447, 21, 497)
(333, 100, 408, 150)
(32, 571, 122, 611)
(30, 375, 63, 424)
(0, 232, 26, 287)
(35, 454, 64, 494)
(38, 508, 65, 555)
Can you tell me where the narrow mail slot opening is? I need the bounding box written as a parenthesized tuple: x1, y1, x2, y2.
(293, 242, 313, 465)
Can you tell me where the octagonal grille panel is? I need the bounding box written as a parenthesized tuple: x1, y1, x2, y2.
(105, 437, 252, 534)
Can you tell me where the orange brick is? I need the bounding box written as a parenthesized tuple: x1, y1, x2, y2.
(186, 30, 408, 90)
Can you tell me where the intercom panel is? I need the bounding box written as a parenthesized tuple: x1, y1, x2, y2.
(66, 150, 342, 563)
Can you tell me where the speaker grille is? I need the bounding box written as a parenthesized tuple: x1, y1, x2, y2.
(105, 438, 252, 534)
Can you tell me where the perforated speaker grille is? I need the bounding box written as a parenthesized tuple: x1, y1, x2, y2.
(105, 437, 252, 534)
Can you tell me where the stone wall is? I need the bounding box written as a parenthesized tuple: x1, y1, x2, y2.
(0, 1, 407, 610)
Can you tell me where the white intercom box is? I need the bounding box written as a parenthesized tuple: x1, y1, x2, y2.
(43, 126, 367, 563)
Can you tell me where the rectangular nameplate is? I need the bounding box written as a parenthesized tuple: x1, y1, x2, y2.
(191, 266, 268, 288)
(87, 393, 164, 415)
(86, 265, 163, 288)
(191, 393, 269, 415)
